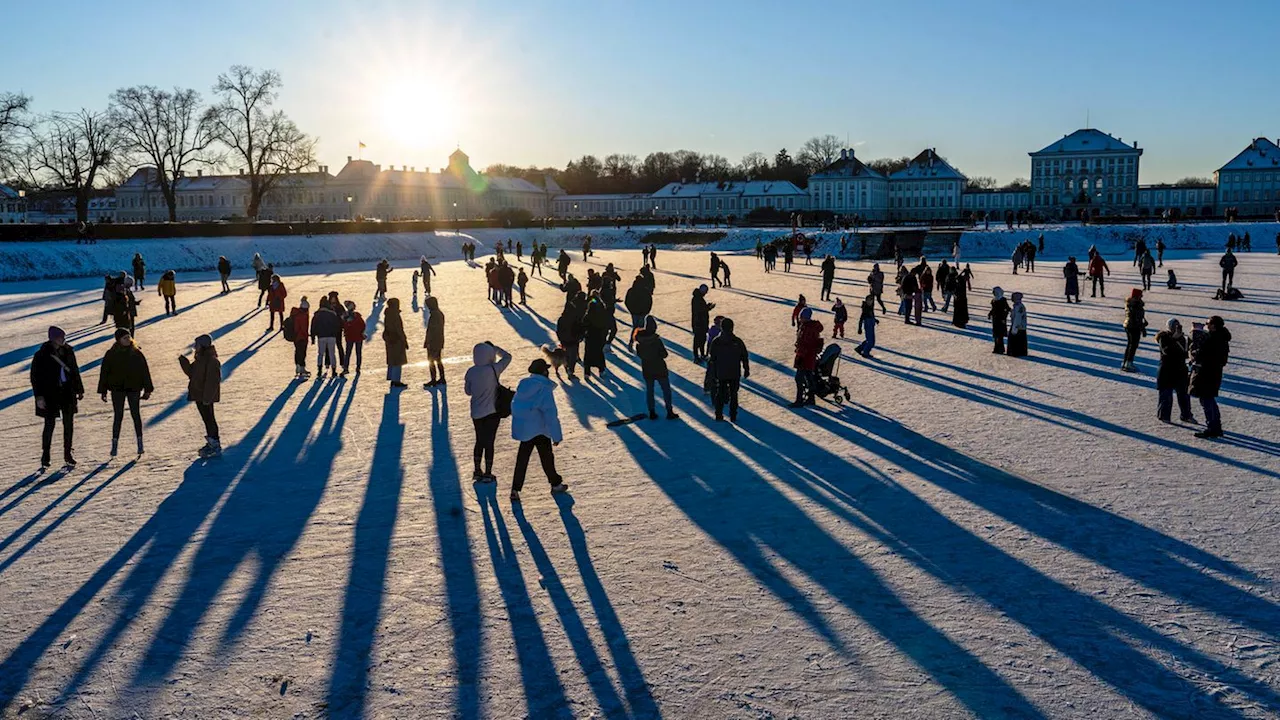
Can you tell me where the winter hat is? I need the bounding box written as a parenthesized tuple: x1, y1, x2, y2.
(194, 334, 212, 349)
(345, 300, 356, 311)
(114, 328, 132, 342)
(300, 297, 310, 310)
(800, 307, 813, 321)
(833, 298, 844, 306)
(992, 286, 1004, 299)
(528, 358, 550, 376)
(643, 315, 658, 333)
(48, 326, 65, 341)
(698, 284, 708, 294)
(1011, 292, 1023, 304)
(1068, 256, 1077, 262)
(1166, 318, 1181, 333)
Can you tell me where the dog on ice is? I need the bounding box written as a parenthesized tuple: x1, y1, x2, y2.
(540, 344, 568, 378)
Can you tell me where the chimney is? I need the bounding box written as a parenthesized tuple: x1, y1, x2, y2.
(347, 155, 352, 163)
(197, 169, 203, 177)
(238, 168, 244, 175)
(840, 149, 847, 160)
(1133, 141, 1138, 149)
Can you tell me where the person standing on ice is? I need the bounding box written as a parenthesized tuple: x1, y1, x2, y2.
(557, 249, 571, 280)
(382, 298, 409, 389)
(624, 275, 654, 350)
(1063, 256, 1082, 303)
(557, 293, 585, 380)
(341, 301, 365, 375)
(854, 295, 878, 357)
(691, 285, 715, 363)
(648, 243, 659, 268)
(988, 287, 1010, 354)
(1121, 289, 1148, 372)
(423, 296, 446, 387)
(1133, 238, 1148, 267)
(831, 298, 848, 338)
(582, 236, 593, 260)
(112, 277, 138, 336)
(288, 298, 311, 380)
(791, 294, 808, 328)
(217, 256, 232, 294)
(1139, 250, 1157, 291)
(635, 315, 679, 421)
(1038, 233, 1045, 254)
(581, 293, 611, 379)
(1189, 315, 1231, 439)
(936, 260, 953, 309)
(707, 317, 749, 422)
(252, 252, 265, 274)
(820, 254, 836, 301)
(867, 264, 887, 314)
(98, 328, 153, 457)
(31, 326, 84, 469)
(1011, 245, 1023, 275)
(1154, 319, 1195, 424)
(419, 256, 436, 296)
(311, 298, 342, 379)
(464, 341, 512, 483)
(266, 274, 288, 331)
(709, 252, 721, 288)
(1156, 238, 1166, 267)
(1088, 252, 1111, 298)
(517, 268, 529, 305)
(951, 271, 970, 329)
(1007, 292, 1028, 357)
(783, 241, 794, 272)
(375, 259, 392, 300)
(157, 270, 177, 316)
(179, 334, 222, 458)
(132, 253, 147, 291)
(791, 308, 823, 407)
(901, 271, 922, 326)
(920, 265, 937, 313)
(509, 359, 568, 502)
(256, 262, 273, 307)
(1219, 248, 1238, 291)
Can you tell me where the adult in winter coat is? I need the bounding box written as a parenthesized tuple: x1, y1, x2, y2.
(1219, 249, 1238, 291)
(900, 272, 921, 325)
(920, 266, 937, 312)
(509, 359, 568, 502)
(375, 259, 392, 299)
(582, 294, 611, 378)
(792, 308, 824, 407)
(98, 328, 154, 456)
(311, 298, 343, 377)
(1088, 253, 1111, 298)
(867, 264, 887, 314)
(691, 285, 715, 362)
(710, 252, 721, 288)
(1063, 257, 1082, 303)
(560, 273, 582, 312)
(31, 326, 84, 468)
(1139, 250, 1157, 291)
(158, 270, 178, 315)
(635, 315, 678, 420)
(267, 276, 288, 330)
(497, 261, 516, 309)
(988, 287, 1010, 354)
(424, 296, 446, 386)
(820, 255, 836, 301)
(557, 250, 571, 280)
(420, 256, 436, 295)
(257, 264, 273, 306)
(342, 302, 366, 374)
(383, 298, 409, 388)
(855, 295, 878, 357)
(1189, 315, 1231, 438)
(556, 295, 584, 379)
(951, 274, 970, 329)
(1007, 292, 1028, 357)
(707, 317, 750, 422)
(601, 264, 621, 307)
(464, 341, 512, 482)
(132, 253, 147, 290)
(218, 256, 232, 294)
(179, 334, 222, 458)
(624, 276, 654, 349)
(289, 299, 311, 380)
(112, 281, 138, 335)
(1155, 319, 1195, 423)
(1121, 289, 1148, 372)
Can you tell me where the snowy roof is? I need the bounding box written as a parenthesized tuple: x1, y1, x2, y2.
(889, 149, 966, 181)
(652, 180, 807, 198)
(1216, 138, 1280, 172)
(1031, 129, 1142, 156)
(118, 168, 251, 192)
(810, 150, 886, 181)
(556, 193, 653, 201)
(0, 184, 19, 199)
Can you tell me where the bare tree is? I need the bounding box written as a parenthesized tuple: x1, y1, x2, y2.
(1001, 178, 1030, 190)
(1174, 176, 1213, 187)
(204, 65, 316, 219)
(22, 109, 121, 223)
(738, 151, 769, 178)
(965, 176, 999, 190)
(798, 134, 843, 173)
(111, 85, 216, 221)
(867, 156, 911, 177)
(0, 92, 31, 174)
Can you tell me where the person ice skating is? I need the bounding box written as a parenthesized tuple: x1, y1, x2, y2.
(855, 295, 878, 357)
(1154, 318, 1196, 424)
(867, 264, 887, 314)
(1166, 269, 1181, 290)
(831, 298, 847, 338)
(762, 243, 777, 272)
(791, 308, 824, 407)
(988, 287, 1010, 354)
(625, 275, 654, 350)
(509, 359, 568, 502)
(1007, 292, 1028, 357)
(557, 249, 571, 280)
(820, 255, 836, 301)
(1219, 248, 1238, 291)
(257, 262, 273, 307)
(1088, 252, 1111, 298)
(707, 317, 749, 422)
(375, 259, 392, 300)
(515, 241, 523, 262)
(517, 267, 529, 305)
(581, 293, 611, 379)
(31, 326, 84, 468)
(267, 274, 288, 331)
(252, 252, 265, 275)
(804, 240, 813, 266)
(692, 285, 715, 362)
(635, 315, 679, 420)
(1139, 249, 1157, 291)
(464, 341, 512, 482)
(288, 298, 311, 380)
(710, 252, 721, 288)
(383, 298, 409, 389)
(157, 270, 177, 315)
(1038, 233, 1045, 254)
(98, 328, 153, 456)
(423, 296, 446, 386)
(179, 334, 221, 458)
(132, 253, 147, 291)
(1133, 238, 1147, 267)
(557, 294, 585, 379)
(218, 256, 232, 294)
(1024, 241, 1037, 272)
(1243, 231, 1251, 252)
(341, 301, 365, 374)
(1156, 238, 1166, 267)
(951, 270, 970, 329)
(1063, 256, 1082, 303)
(1121, 289, 1148, 372)
(311, 298, 342, 378)
(1189, 315, 1231, 438)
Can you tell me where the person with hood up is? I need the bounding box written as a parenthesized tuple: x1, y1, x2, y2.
(867, 264, 887, 314)
(158, 270, 178, 315)
(289, 298, 311, 380)
(113, 276, 138, 335)
(31, 326, 85, 468)
(831, 298, 848, 338)
(1121, 288, 1148, 372)
(791, 307, 824, 407)
(465, 341, 513, 482)
(557, 294, 585, 379)
(988, 287, 1010, 354)
(691, 284, 715, 363)
(311, 297, 343, 378)
(423, 296, 446, 386)
(179, 334, 222, 458)
(707, 317, 749, 422)
(635, 315, 679, 420)
(383, 298, 409, 389)
(1139, 249, 1157, 291)
(1063, 256, 1083, 303)
(1219, 248, 1238, 291)
(257, 262, 273, 307)
(624, 275, 654, 350)
(951, 271, 971, 329)
(820, 255, 836, 301)
(267, 274, 288, 330)
(1088, 252, 1111, 298)
(420, 256, 436, 295)
(342, 301, 366, 374)
(218, 256, 232, 294)
(560, 272, 582, 311)
(1007, 292, 1028, 357)
(1189, 315, 1231, 438)
(854, 295, 878, 357)
(252, 252, 265, 275)
(1155, 318, 1195, 424)
(509, 359, 568, 502)
(581, 293, 611, 379)
(98, 327, 154, 456)
(132, 253, 147, 290)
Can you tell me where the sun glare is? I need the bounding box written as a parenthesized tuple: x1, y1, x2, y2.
(377, 77, 460, 153)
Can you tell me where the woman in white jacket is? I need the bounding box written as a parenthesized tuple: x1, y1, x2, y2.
(1007, 291, 1029, 357)
(464, 342, 512, 482)
(509, 359, 568, 502)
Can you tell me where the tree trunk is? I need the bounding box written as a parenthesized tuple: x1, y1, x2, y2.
(75, 189, 90, 224)
(164, 185, 178, 222)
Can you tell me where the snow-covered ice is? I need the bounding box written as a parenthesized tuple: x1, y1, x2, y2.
(0, 236, 1277, 718)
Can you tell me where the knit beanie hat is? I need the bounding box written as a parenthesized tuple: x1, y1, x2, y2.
(48, 326, 66, 340)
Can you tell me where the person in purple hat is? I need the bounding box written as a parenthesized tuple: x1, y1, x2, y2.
(30, 326, 85, 469)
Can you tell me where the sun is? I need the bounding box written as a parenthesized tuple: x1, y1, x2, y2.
(377, 78, 461, 153)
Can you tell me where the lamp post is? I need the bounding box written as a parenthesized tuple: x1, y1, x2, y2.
(346, 195, 353, 221)
(17, 190, 25, 224)
(573, 203, 578, 227)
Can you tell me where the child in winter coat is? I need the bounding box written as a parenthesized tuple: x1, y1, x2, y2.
(988, 287, 1010, 354)
(157, 270, 177, 315)
(1166, 269, 1181, 289)
(831, 298, 848, 338)
(179, 334, 221, 458)
(342, 301, 366, 374)
(855, 295, 877, 357)
(412, 270, 420, 295)
(289, 298, 311, 380)
(791, 295, 808, 327)
(1122, 289, 1147, 372)
(267, 275, 288, 330)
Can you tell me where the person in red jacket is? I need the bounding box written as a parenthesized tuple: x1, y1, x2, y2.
(289, 298, 310, 380)
(341, 300, 366, 374)
(1088, 254, 1111, 298)
(791, 307, 824, 407)
(267, 275, 289, 330)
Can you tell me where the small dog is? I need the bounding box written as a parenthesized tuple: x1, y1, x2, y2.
(540, 344, 568, 378)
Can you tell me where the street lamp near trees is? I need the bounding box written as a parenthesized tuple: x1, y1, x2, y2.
(346, 195, 354, 220)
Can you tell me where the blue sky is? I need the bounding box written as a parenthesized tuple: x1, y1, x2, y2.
(8, 0, 1278, 183)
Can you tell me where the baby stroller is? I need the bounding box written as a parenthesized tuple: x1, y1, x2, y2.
(812, 344, 851, 405)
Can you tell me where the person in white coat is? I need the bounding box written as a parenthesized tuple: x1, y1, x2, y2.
(464, 341, 512, 483)
(509, 359, 567, 502)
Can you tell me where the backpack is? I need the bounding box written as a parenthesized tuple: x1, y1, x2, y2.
(492, 366, 514, 419)
(282, 312, 298, 342)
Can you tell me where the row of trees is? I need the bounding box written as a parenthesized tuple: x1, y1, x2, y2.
(0, 66, 316, 222)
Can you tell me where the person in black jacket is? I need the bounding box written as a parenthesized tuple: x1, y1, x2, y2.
(560, 272, 582, 312)
(820, 255, 836, 301)
(556, 293, 585, 380)
(310, 298, 343, 378)
(1154, 319, 1194, 424)
(31, 326, 85, 468)
(988, 287, 1010, 354)
(691, 285, 715, 362)
(707, 317, 749, 422)
(581, 293, 611, 379)
(98, 328, 154, 456)
(624, 276, 654, 351)
(635, 315, 678, 420)
(424, 296, 446, 386)
(257, 263, 273, 307)
(217, 256, 232, 294)
(1190, 316, 1231, 438)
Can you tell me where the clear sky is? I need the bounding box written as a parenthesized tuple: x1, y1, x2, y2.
(8, 0, 1279, 183)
